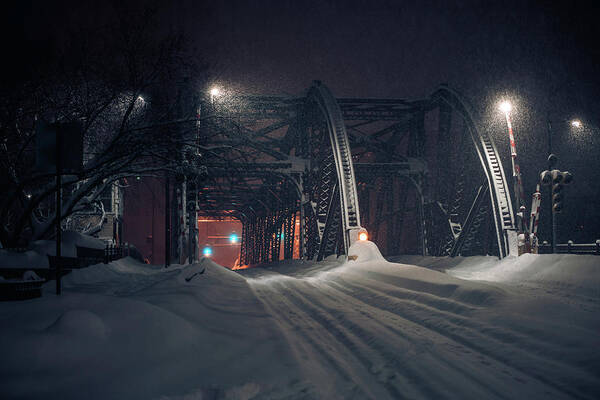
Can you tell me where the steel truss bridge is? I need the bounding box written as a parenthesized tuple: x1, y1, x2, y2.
(178, 81, 516, 265)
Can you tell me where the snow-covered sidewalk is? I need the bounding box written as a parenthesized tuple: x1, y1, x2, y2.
(1, 242, 598, 399)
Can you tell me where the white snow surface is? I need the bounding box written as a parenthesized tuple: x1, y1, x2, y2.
(1, 241, 599, 399)
(0, 231, 106, 270)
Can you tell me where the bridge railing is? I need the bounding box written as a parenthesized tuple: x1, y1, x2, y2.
(538, 240, 600, 255)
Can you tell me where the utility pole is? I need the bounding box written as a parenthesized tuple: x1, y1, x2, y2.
(55, 127, 62, 295)
(165, 176, 171, 267)
(547, 120, 555, 252)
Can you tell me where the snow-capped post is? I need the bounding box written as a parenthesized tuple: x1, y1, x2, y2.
(596, 239, 600, 255)
(567, 240, 573, 254)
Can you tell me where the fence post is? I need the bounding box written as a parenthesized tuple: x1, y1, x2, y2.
(596, 239, 600, 255)
(567, 240, 573, 254)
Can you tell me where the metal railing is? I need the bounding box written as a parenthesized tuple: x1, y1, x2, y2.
(538, 240, 600, 255)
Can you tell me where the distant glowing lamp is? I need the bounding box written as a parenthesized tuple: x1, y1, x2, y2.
(209, 87, 221, 97)
(229, 233, 239, 244)
(499, 100, 512, 114)
(358, 229, 368, 241)
(570, 119, 582, 128)
(202, 246, 213, 257)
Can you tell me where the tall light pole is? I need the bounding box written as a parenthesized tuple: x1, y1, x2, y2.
(546, 118, 582, 252)
(500, 101, 526, 233)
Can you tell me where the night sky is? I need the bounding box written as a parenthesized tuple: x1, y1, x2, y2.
(4, 0, 600, 241)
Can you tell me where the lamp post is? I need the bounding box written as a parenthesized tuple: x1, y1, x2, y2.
(499, 101, 526, 233)
(546, 118, 582, 252)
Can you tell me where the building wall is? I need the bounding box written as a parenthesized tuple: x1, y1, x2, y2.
(122, 177, 166, 265)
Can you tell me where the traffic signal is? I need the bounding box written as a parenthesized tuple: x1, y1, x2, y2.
(550, 170, 573, 213)
(552, 183, 563, 212)
(562, 171, 573, 185)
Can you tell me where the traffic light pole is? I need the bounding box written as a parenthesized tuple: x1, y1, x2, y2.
(55, 129, 62, 295)
(165, 176, 171, 267)
(547, 120, 556, 253)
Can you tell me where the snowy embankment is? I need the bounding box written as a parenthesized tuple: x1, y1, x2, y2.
(0, 241, 598, 399)
(0, 258, 303, 399)
(0, 230, 106, 271)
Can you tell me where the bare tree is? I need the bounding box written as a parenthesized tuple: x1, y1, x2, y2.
(0, 6, 205, 247)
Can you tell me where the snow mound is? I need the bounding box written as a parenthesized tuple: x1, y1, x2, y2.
(46, 309, 109, 340)
(0, 249, 48, 268)
(30, 230, 106, 258)
(347, 240, 385, 262)
(448, 253, 600, 297)
(0, 231, 107, 270)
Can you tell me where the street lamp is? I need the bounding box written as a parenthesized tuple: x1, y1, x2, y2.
(570, 119, 582, 128)
(499, 101, 512, 114)
(209, 87, 222, 104)
(499, 100, 526, 233)
(545, 117, 582, 252)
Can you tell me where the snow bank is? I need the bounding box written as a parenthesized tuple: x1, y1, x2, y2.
(0, 231, 107, 270)
(448, 253, 600, 298)
(347, 239, 385, 262)
(0, 249, 48, 269)
(30, 230, 106, 258)
(0, 257, 302, 400)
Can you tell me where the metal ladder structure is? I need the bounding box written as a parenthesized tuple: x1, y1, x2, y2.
(308, 82, 363, 254)
(432, 85, 515, 258)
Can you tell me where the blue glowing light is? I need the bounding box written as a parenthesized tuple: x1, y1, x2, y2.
(229, 233, 239, 243)
(203, 247, 212, 257)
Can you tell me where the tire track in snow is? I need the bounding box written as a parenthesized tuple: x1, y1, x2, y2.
(287, 279, 517, 400)
(331, 276, 596, 399)
(251, 280, 390, 400)
(256, 279, 426, 399)
(265, 278, 476, 399)
(305, 279, 516, 400)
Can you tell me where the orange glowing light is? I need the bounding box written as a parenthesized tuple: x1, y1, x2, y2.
(232, 264, 250, 270)
(359, 232, 368, 241)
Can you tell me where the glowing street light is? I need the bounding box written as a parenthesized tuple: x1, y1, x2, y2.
(229, 233, 239, 244)
(570, 119, 582, 128)
(499, 100, 512, 114)
(202, 246, 213, 257)
(209, 87, 221, 97)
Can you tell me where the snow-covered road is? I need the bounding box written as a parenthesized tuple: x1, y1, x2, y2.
(245, 243, 599, 399)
